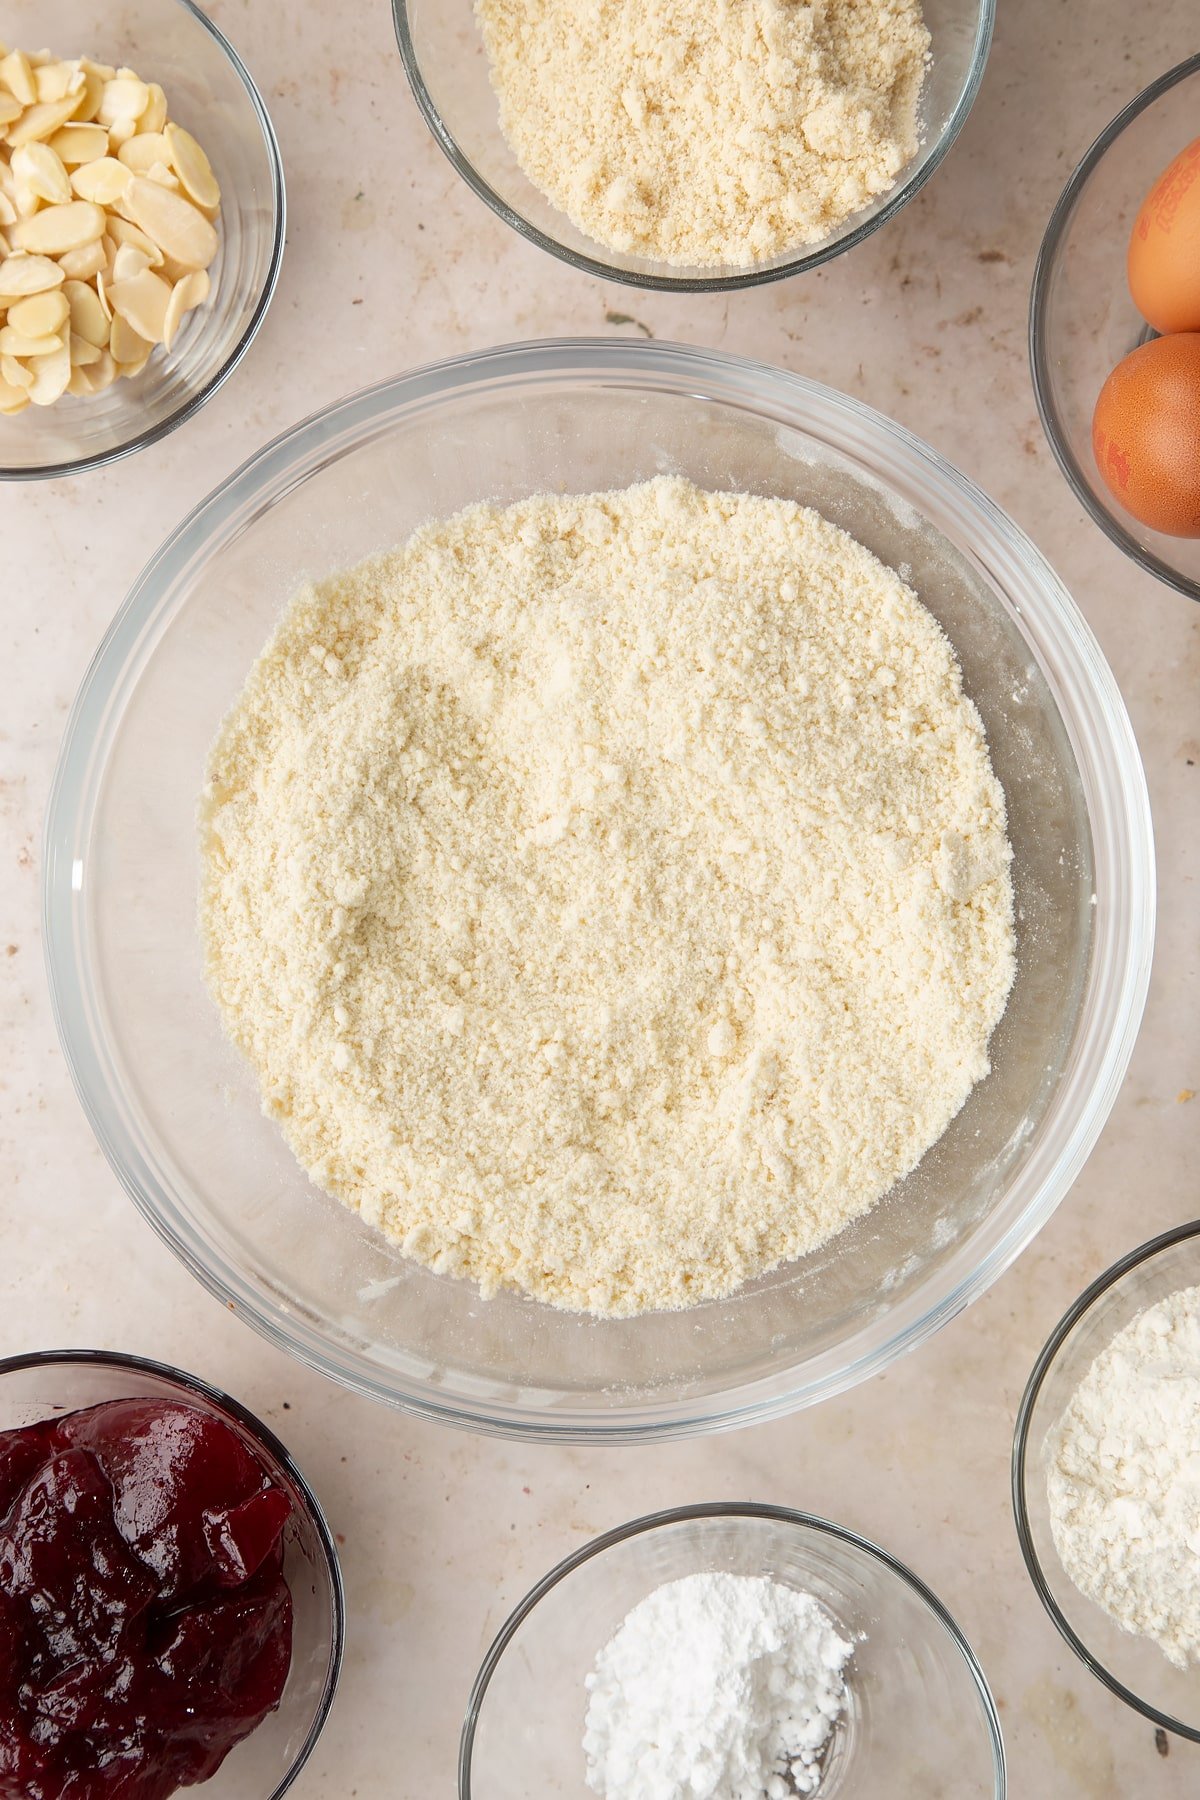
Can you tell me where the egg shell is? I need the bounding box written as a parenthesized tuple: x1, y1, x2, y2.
(1127, 136, 1200, 335)
(1092, 332, 1200, 538)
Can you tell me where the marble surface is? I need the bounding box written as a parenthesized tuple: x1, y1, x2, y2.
(3, 0, 1199, 1794)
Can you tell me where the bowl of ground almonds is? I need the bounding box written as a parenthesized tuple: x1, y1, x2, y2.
(45, 338, 1151, 1440)
(393, 0, 994, 290)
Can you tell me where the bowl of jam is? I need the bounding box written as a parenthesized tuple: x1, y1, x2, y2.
(0, 1349, 343, 1800)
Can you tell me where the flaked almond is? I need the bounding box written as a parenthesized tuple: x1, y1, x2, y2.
(108, 266, 170, 343)
(0, 351, 31, 388)
(106, 215, 163, 266)
(7, 287, 68, 335)
(34, 60, 82, 104)
(0, 49, 37, 107)
(12, 198, 105, 254)
(123, 175, 217, 269)
(11, 140, 71, 204)
(26, 336, 70, 404)
(55, 236, 106, 279)
(63, 278, 109, 345)
(111, 242, 152, 283)
(6, 95, 81, 147)
(141, 83, 167, 136)
(162, 267, 208, 350)
(0, 93, 22, 127)
(70, 156, 131, 206)
(0, 324, 63, 357)
(67, 344, 116, 394)
(97, 75, 149, 127)
(117, 131, 171, 175)
(68, 329, 100, 365)
(48, 122, 108, 164)
(0, 252, 64, 293)
(164, 122, 219, 210)
(71, 65, 105, 124)
(109, 310, 152, 366)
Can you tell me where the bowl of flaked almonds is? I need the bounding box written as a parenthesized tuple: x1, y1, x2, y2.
(0, 0, 283, 478)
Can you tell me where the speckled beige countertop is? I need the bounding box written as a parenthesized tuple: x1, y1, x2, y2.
(3, 1, 1199, 1794)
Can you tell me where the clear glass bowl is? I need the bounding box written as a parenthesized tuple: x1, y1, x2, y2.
(43, 338, 1154, 1442)
(1030, 54, 1200, 602)
(461, 1503, 1006, 1797)
(0, 1348, 344, 1796)
(1013, 1221, 1200, 1739)
(392, 0, 994, 292)
(1, 0, 284, 481)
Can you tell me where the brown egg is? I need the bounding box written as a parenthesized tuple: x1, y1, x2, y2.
(1127, 136, 1200, 335)
(1092, 333, 1200, 537)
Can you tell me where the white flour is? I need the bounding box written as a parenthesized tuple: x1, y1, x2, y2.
(1046, 1283, 1200, 1669)
(583, 1572, 852, 1799)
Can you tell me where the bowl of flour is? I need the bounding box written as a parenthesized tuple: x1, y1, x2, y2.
(392, 0, 995, 289)
(44, 338, 1152, 1439)
(460, 1503, 1006, 1797)
(1014, 1221, 1200, 1740)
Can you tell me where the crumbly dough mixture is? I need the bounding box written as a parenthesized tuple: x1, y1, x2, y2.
(474, 0, 930, 267)
(199, 477, 1014, 1317)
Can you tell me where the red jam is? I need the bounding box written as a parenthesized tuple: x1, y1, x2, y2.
(0, 1398, 294, 1800)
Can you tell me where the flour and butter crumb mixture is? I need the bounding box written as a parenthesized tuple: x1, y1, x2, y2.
(474, 0, 931, 267)
(199, 478, 1014, 1317)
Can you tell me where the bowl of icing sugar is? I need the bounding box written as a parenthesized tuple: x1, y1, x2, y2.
(460, 1502, 1006, 1799)
(1014, 1220, 1200, 1740)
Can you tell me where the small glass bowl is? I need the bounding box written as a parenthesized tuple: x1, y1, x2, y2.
(1, 0, 285, 481)
(1013, 1221, 1200, 1739)
(0, 1348, 345, 1796)
(460, 1503, 1006, 1797)
(1030, 54, 1200, 602)
(392, 0, 994, 292)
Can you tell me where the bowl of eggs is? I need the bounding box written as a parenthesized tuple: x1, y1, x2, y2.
(1031, 53, 1200, 601)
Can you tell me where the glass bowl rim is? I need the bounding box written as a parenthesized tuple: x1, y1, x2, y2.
(458, 1499, 1007, 1798)
(0, 0, 287, 484)
(43, 334, 1154, 1442)
(1028, 50, 1200, 605)
(0, 1344, 347, 1795)
(390, 0, 996, 294)
(1011, 1217, 1200, 1741)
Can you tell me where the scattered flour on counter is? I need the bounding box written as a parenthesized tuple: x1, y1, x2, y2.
(475, 0, 931, 267)
(1047, 1283, 1200, 1669)
(199, 476, 1014, 1317)
(583, 1572, 852, 1799)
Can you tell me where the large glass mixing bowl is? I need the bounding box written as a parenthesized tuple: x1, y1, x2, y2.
(44, 340, 1153, 1442)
